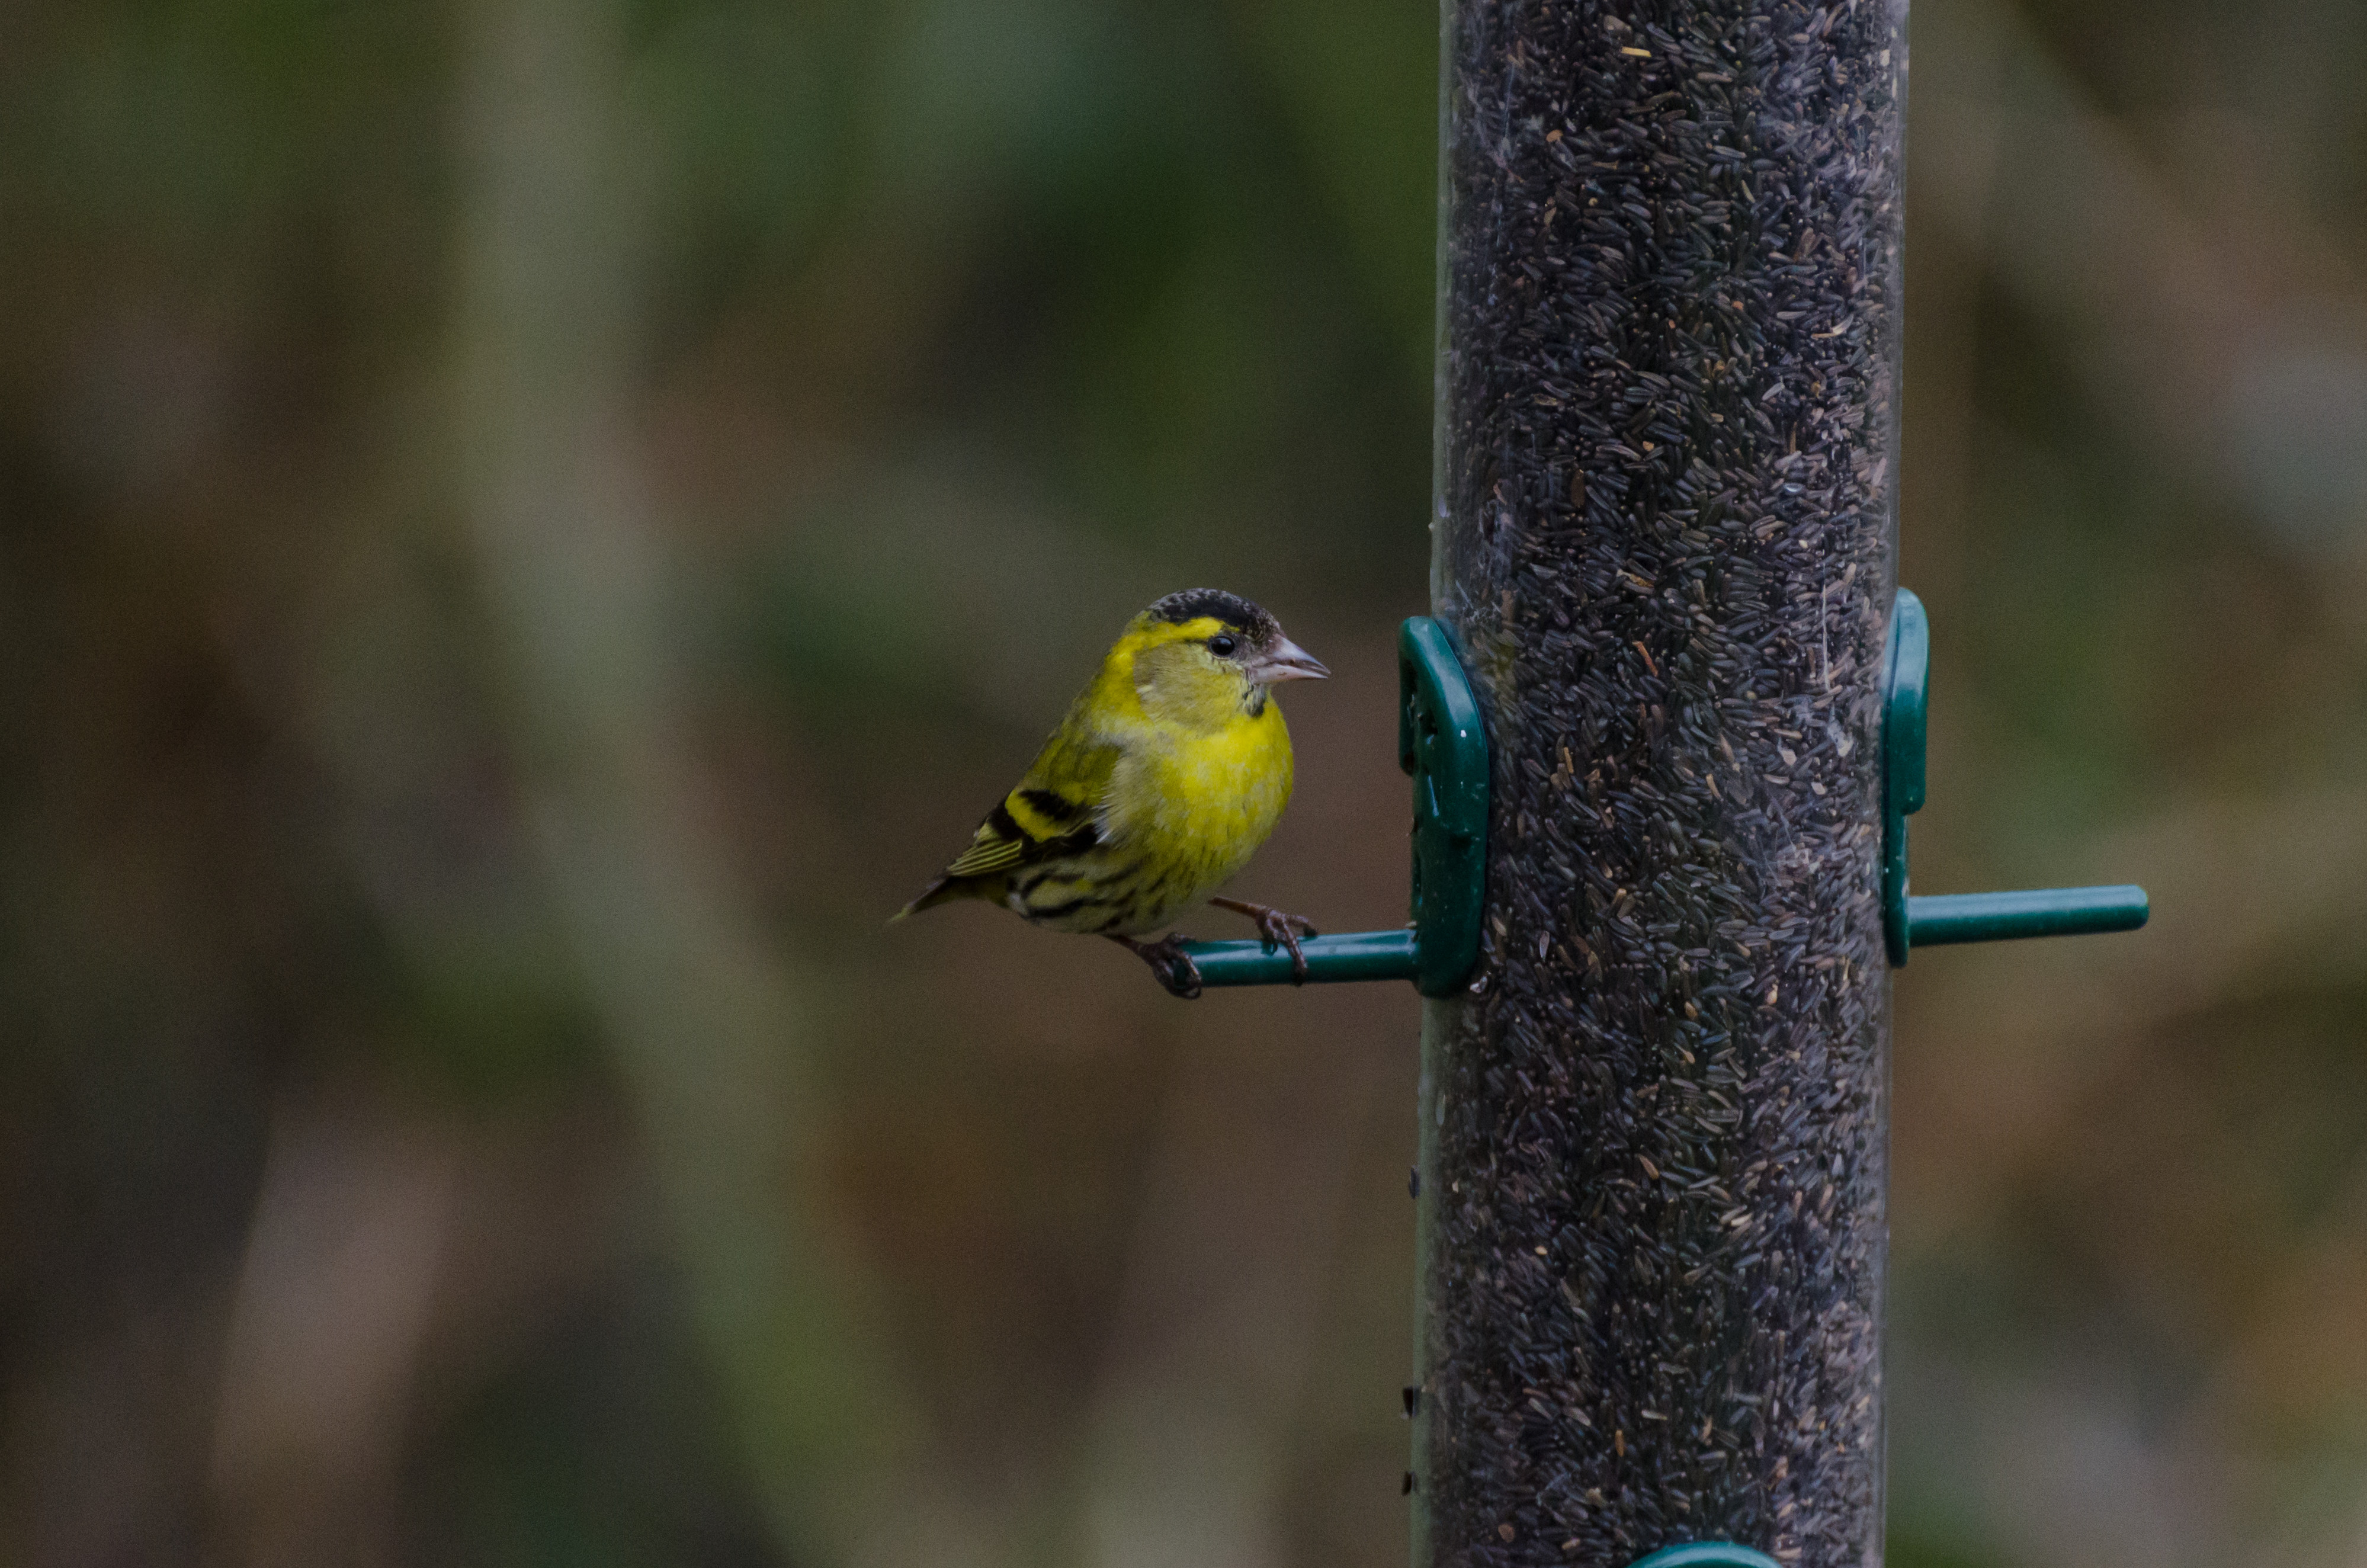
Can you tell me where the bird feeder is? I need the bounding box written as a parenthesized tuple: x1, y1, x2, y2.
(1160, 8, 2147, 1567)
(1411, 0, 2116, 1564)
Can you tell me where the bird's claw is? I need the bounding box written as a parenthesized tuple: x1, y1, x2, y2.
(1210, 897, 1319, 985)
(1148, 941, 1204, 1000)
(1112, 933, 1204, 999)
(1258, 910, 1315, 985)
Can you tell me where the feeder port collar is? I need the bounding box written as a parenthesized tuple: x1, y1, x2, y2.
(1626, 1544, 1785, 1568)
(1881, 588, 2150, 964)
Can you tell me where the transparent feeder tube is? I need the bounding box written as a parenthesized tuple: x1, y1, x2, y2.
(1413, 4, 1907, 1566)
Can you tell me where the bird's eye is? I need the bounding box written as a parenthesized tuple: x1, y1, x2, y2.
(1209, 634, 1237, 657)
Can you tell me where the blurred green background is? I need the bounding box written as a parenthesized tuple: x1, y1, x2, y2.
(5, 0, 2367, 1563)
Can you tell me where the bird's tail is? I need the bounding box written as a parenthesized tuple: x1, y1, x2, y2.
(889, 877, 968, 924)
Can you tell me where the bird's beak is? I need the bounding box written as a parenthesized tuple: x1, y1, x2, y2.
(1249, 635, 1329, 684)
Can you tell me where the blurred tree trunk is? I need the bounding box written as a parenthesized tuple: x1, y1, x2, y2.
(450, 2, 923, 1559)
(1415, 3, 1905, 1565)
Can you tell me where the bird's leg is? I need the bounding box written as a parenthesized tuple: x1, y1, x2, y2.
(1208, 896, 1320, 984)
(1106, 933, 1204, 1000)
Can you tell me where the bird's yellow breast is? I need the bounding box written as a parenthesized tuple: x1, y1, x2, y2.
(1105, 699, 1294, 908)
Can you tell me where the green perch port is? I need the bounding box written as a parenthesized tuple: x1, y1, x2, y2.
(1909, 886, 2150, 945)
(1883, 587, 2150, 964)
(1178, 927, 1417, 987)
(1178, 615, 1488, 996)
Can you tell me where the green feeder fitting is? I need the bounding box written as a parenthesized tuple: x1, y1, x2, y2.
(1626, 1545, 1784, 1568)
(1178, 617, 1488, 996)
(1882, 587, 2150, 964)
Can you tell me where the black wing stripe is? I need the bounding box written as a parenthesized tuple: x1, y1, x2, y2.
(1019, 787, 1089, 825)
(942, 807, 1099, 882)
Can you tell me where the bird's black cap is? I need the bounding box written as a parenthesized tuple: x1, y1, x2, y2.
(1146, 589, 1278, 642)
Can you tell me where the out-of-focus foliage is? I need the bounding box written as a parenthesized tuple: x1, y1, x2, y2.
(1, 0, 2363, 1563)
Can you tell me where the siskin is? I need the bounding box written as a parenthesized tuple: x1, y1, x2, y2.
(895, 589, 1329, 998)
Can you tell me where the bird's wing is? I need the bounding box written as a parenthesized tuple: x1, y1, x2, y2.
(939, 727, 1120, 878)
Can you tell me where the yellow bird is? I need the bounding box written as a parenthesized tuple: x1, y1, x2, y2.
(895, 589, 1329, 997)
